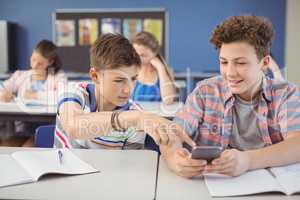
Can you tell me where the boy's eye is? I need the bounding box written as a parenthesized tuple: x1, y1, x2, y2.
(220, 61, 228, 65)
(114, 80, 124, 83)
(237, 62, 246, 65)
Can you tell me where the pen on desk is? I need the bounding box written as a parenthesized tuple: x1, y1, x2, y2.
(267, 168, 276, 178)
(58, 150, 63, 165)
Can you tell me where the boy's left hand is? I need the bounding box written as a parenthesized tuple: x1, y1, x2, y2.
(203, 149, 250, 177)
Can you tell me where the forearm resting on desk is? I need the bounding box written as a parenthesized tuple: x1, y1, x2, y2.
(246, 133, 300, 170)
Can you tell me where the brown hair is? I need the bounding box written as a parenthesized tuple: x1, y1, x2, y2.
(210, 15, 274, 60)
(34, 40, 62, 74)
(90, 33, 141, 71)
(132, 31, 174, 80)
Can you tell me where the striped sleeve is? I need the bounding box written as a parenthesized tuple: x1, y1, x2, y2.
(57, 83, 86, 113)
(278, 84, 300, 137)
(173, 86, 204, 137)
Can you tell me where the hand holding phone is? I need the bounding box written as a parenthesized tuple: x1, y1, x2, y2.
(191, 146, 223, 162)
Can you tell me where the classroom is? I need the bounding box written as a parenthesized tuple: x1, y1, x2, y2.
(0, 0, 300, 199)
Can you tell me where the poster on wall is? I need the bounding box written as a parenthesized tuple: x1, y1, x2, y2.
(55, 20, 75, 46)
(143, 19, 163, 46)
(101, 18, 121, 34)
(123, 19, 143, 40)
(78, 18, 98, 45)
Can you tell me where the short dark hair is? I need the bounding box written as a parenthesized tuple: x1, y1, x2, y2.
(34, 39, 62, 74)
(210, 15, 274, 60)
(90, 33, 141, 70)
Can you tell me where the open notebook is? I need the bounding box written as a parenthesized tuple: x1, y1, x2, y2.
(0, 149, 98, 188)
(204, 162, 300, 196)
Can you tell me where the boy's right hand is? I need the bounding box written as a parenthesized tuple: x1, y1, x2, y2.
(165, 148, 207, 178)
(138, 113, 195, 147)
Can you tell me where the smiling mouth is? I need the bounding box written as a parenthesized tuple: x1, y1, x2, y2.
(228, 80, 243, 86)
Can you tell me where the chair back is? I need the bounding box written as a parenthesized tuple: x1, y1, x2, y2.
(34, 125, 55, 148)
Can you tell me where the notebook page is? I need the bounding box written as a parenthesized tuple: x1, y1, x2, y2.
(0, 155, 32, 187)
(204, 169, 283, 197)
(12, 149, 98, 181)
(270, 162, 300, 195)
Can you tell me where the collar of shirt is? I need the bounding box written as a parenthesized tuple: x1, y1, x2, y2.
(222, 75, 272, 108)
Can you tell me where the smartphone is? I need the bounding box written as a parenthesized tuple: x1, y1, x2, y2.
(191, 146, 223, 162)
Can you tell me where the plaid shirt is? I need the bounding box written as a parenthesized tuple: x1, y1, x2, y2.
(174, 75, 300, 148)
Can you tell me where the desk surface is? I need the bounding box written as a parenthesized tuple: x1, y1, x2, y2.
(0, 147, 159, 200)
(156, 157, 299, 200)
(0, 102, 56, 114)
(0, 102, 56, 123)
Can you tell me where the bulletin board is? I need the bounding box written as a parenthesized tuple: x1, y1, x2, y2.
(52, 8, 168, 73)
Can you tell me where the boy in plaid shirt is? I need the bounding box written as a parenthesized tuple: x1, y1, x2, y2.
(161, 15, 300, 178)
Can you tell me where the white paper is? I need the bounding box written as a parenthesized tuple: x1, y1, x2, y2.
(204, 169, 284, 197)
(270, 163, 300, 195)
(0, 155, 32, 187)
(12, 149, 98, 181)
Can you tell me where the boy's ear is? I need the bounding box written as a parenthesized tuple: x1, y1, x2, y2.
(89, 67, 99, 82)
(261, 55, 270, 71)
(47, 59, 54, 68)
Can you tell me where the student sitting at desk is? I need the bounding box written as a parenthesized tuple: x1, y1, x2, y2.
(160, 15, 300, 178)
(55, 33, 193, 149)
(0, 40, 66, 146)
(131, 32, 176, 104)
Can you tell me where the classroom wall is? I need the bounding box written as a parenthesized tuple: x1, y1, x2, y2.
(285, 0, 300, 87)
(0, 0, 286, 73)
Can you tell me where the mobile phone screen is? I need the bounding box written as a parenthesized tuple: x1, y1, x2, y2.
(191, 146, 223, 161)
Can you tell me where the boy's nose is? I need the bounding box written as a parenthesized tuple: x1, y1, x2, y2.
(123, 83, 131, 94)
(227, 63, 238, 76)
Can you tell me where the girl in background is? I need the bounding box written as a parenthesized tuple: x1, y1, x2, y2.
(131, 32, 176, 104)
(0, 39, 67, 146)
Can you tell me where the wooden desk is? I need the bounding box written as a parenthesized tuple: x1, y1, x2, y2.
(0, 147, 159, 200)
(156, 157, 300, 200)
